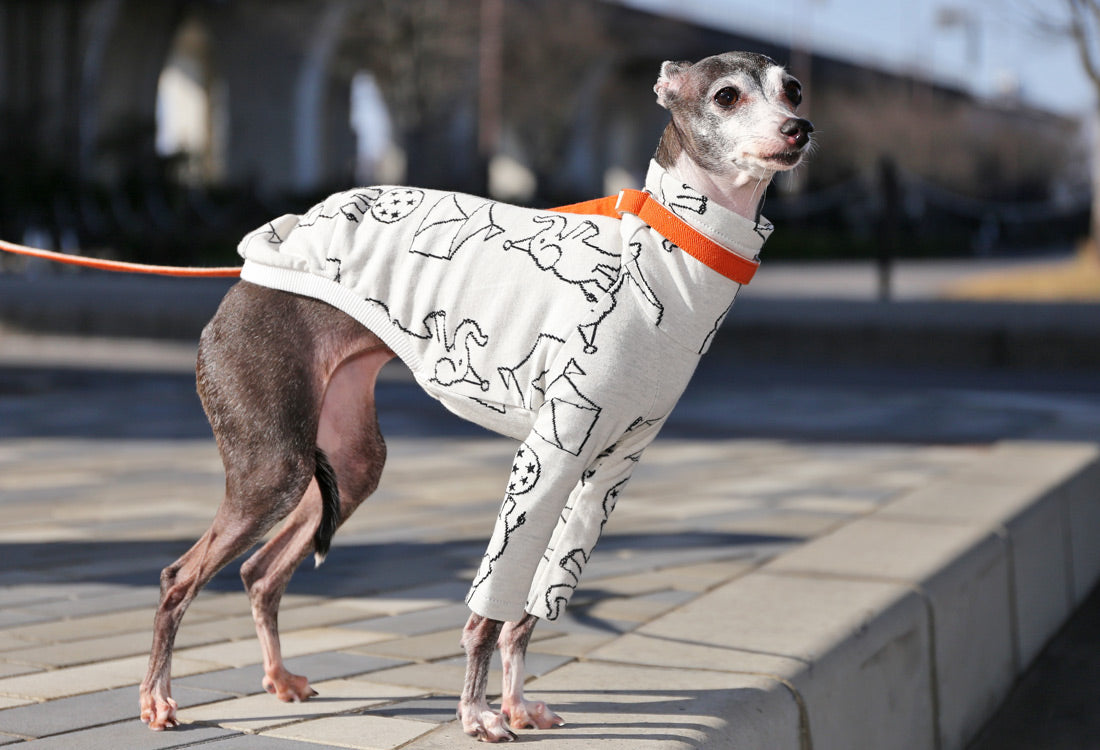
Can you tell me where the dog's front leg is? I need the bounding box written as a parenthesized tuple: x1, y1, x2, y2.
(499, 613, 564, 730)
(459, 613, 515, 742)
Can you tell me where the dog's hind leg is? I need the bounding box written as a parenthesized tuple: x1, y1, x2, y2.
(499, 613, 563, 730)
(141, 282, 345, 730)
(239, 344, 392, 703)
(140, 451, 315, 730)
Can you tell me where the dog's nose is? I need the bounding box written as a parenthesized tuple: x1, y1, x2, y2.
(780, 117, 814, 147)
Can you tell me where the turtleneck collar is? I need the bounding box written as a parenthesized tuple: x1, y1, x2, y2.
(644, 160, 772, 263)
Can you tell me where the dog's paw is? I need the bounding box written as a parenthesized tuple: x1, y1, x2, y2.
(460, 705, 517, 742)
(263, 670, 319, 703)
(140, 693, 179, 731)
(503, 698, 565, 730)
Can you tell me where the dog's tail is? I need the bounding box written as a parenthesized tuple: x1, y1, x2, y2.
(312, 448, 341, 568)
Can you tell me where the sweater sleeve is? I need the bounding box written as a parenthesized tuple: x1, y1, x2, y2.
(463, 395, 666, 622)
(523, 416, 665, 621)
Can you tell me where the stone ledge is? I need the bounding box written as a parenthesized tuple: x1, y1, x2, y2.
(401, 441, 1100, 750)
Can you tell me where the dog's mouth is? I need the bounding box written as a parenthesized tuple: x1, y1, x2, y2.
(763, 148, 804, 168)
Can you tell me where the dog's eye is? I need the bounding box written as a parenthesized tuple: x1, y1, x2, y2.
(784, 80, 803, 107)
(713, 87, 739, 108)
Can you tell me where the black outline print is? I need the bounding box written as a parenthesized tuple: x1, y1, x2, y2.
(699, 299, 735, 353)
(247, 221, 286, 247)
(467, 442, 541, 598)
(576, 242, 664, 354)
(422, 313, 491, 392)
(324, 255, 342, 283)
(298, 188, 382, 228)
(369, 188, 424, 223)
(584, 415, 662, 480)
(503, 215, 618, 302)
(359, 299, 491, 391)
(668, 184, 708, 218)
(753, 217, 773, 245)
(496, 332, 567, 410)
(467, 495, 527, 597)
(540, 477, 628, 620)
(532, 358, 600, 457)
(507, 442, 542, 495)
(411, 196, 504, 259)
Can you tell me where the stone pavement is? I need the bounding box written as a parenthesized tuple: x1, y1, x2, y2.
(0, 434, 972, 748)
(0, 328, 1098, 748)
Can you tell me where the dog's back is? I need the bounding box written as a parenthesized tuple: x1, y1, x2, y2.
(237, 185, 630, 436)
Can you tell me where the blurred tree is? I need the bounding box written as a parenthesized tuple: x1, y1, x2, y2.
(1063, 0, 1100, 254)
(336, 0, 482, 189)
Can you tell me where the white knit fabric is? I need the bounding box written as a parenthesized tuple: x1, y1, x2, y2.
(237, 160, 771, 622)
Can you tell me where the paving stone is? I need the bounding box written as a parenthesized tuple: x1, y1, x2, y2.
(195, 592, 323, 616)
(0, 685, 226, 739)
(582, 558, 753, 595)
(362, 662, 502, 697)
(337, 603, 471, 637)
(575, 589, 695, 623)
(352, 629, 465, 662)
(19, 586, 161, 619)
(176, 627, 392, 668)
(313, 595, 449, 619)
(367, 694, 457, 724)
(173, 613, 264, 647)
(3, 630, 158, 668)
(0, 607, 207, 645)
(174, 652, 408, 697)
(179, 678, 424, 733)
(526, 631, 619, 658)
(0, 663, 38, 680)
(0, 587, 68, 609)
(263, 713, 436, 749)
(10, 718, 236, 749)
(0, 654, 220, 701)
(0, 610, 53, 629)
(528, 610, 637, 639)
(200, 735, 347, 749)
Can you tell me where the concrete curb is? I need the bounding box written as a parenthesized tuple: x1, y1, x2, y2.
(520, 441, 1100, 750)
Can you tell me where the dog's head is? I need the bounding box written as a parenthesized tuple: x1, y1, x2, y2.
(655, 52, 813, 179)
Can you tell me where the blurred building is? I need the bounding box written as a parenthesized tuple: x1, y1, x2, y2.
(0, 0, 1087, 261)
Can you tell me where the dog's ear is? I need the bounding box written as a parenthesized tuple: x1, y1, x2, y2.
(654, 60, 692, 109)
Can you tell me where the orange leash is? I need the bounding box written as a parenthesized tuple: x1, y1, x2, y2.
(0, 239, 242, 277)
(0, 190, 758, 284)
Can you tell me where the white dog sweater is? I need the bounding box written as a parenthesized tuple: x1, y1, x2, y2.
(238, 161, 771, 622)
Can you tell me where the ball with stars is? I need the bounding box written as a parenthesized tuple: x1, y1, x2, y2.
(370, 188, 424, 223)
(507, 442, 542, 496)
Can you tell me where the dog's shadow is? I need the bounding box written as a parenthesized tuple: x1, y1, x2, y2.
(0, 527, 797, 599)
(180, 687, 773, 747)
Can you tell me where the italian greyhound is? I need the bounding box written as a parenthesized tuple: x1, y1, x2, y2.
(139, 51, 813, 742)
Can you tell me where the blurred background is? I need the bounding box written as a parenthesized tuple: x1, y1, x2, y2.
(0, 0, 1096, 289)
(1, 7, 1099, 744)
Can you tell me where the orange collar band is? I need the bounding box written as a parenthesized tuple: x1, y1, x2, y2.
(551, 189, 760, 285)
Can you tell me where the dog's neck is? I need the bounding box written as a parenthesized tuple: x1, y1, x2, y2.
(655, 124, 774, 221)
